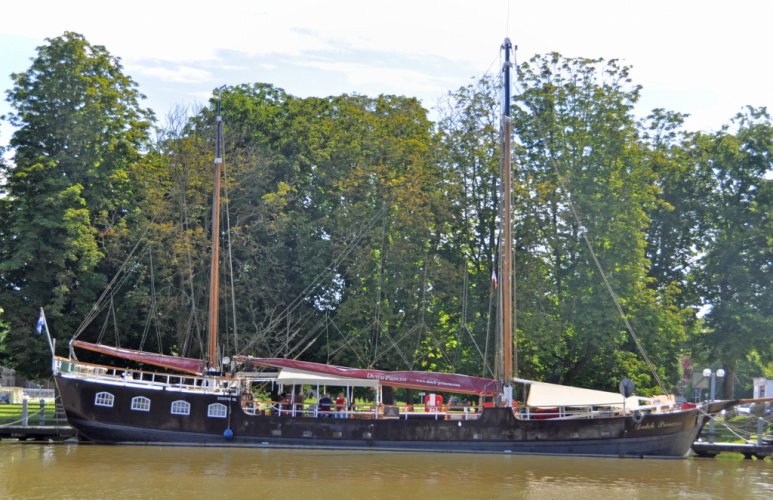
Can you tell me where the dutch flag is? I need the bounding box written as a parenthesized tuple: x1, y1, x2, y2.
(36, 310, 46, 335)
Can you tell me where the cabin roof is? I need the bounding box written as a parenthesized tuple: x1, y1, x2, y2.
(276, 367, 379, 388)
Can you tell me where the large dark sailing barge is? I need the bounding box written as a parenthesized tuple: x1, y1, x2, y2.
(52, 39, 733, 457)
(55, 356, 712, 456)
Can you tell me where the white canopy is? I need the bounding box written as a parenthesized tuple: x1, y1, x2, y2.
(524, 381, 639, 408)
(276, 367, 379, 388)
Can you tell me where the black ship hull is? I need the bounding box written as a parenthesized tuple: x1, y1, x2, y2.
(56, 373, 706, 458)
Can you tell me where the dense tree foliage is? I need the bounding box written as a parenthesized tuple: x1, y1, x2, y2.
(0, 32, 153, 378)
(0, 33, 770, 398)
(505, 55, 687, 391)
(691, 108, 772, 397)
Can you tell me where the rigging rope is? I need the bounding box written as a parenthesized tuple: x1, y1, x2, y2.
(236, 200, 391, 356)
(221, 132, 239, 354)
(73, 222, 154, 339)
(139, 248, 157, 351)
(410, 246, 433, 371)
(372, 322, 421, 368)
(455, 262, 469, 368)
(698, 407, 773, 444)
(111, 298, 120, 348)
(326, 316, 369, 367)
(371, 211, 389, 363)
(96, 298, 110, 344)
(509, 46, 518, 378)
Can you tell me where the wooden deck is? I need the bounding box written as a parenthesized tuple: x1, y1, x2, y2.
(0, 424, 76, 441)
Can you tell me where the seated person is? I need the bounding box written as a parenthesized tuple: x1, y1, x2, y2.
(335, 393, 347, 418)
(319, 393, 334, 416)
(293, 391, 304, 412)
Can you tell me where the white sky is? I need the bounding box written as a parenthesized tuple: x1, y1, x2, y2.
(1, 0, 771, 147)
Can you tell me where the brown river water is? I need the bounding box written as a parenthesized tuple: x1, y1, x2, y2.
(1, 441, 771, 499)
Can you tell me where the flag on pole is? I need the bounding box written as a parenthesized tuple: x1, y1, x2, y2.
(36, 308, 57, 373)
(36, 309, 46, 335)
(491, 270, 498, 289)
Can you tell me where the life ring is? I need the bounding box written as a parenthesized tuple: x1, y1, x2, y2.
(632, 410, 644, 423)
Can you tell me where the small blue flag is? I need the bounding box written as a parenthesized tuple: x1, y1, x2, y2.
(36, 310, 45, 335)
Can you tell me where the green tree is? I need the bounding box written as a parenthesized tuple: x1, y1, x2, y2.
(693, 107, 772, 398)
(217, 88, 439, 371)
(641, 109, 707, 311)
(127, 86, 441, 372)
(511, 54, 686, 392)
(0, 32, 153, 379)
(434, 75, 501, 377)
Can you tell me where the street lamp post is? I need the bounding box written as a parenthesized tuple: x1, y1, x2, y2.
(702, 368, 725, 443)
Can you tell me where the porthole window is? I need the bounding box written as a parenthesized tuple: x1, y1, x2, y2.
(171, 400, 191, 416)
(94, 392, 115, 408)
(131, 396, 151, 412)
(207, 403, 227, 418)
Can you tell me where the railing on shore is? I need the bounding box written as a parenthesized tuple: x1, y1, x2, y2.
(0, 397, 68, 427)
(23, 388, 56, 400)
(0, 396, 74, 441)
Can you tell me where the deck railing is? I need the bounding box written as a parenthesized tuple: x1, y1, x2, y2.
(56, 358, 237, 393)
(238, 400, 685, 422)
(240, 401, 485, 421)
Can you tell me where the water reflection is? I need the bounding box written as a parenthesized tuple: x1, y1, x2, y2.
(0, 442, 770, 499)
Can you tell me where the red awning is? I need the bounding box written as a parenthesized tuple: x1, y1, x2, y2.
(234, 356, 497, 396)
(72, 340, 206, 375)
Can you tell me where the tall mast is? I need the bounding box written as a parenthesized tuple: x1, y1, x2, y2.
(207, 98, 223, 370)
(500, 38, 514, 399)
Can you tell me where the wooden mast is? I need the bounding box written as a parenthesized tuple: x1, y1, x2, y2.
(500, 38, 514, 400)
(207, 98, 223, 370)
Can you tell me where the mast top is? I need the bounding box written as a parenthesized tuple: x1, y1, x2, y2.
(501, 38, 515, 119)
(215, 98, 223, 164)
